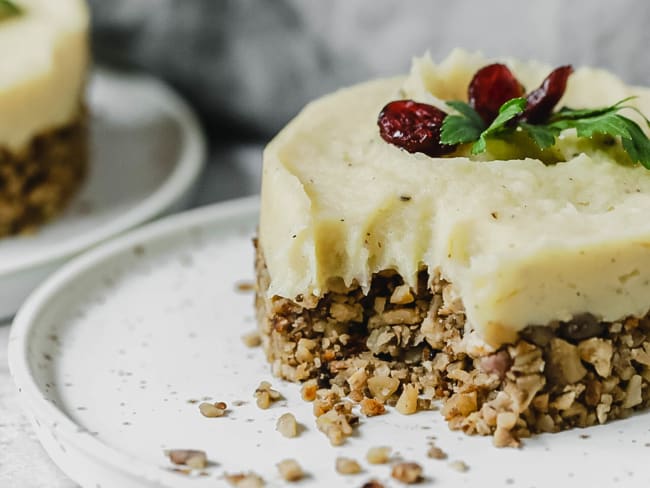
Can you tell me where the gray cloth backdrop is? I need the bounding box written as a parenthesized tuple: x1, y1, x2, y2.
(89, 0, 650, 140)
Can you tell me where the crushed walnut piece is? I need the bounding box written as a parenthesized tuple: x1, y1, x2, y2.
(361, 480, 385, 488)
(241, 331, 262, 348)
(224, 472, 265, 487)
(449, 460, 469, 472)
(335, 457, 362, 475)
(367, 375, 400, 402)
(360, 397, 386, 417)
(366, 446, 392, 465)
(396, 384, 419, 415)
(427, 445, 447, 460)
(276, 413, 299, 438)
(390, 284, 414, 305)
(315, 401, 358, 446)
(391, 462, 423, 484)
(301, 379, 318, 402)
(199, 401, 227, 418)
(236, 281, 255, 292)
(277, 459, 304, 482)
(166, 449, 207, 469)
(254, 381, 281, 409)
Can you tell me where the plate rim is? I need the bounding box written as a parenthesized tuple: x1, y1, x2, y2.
(0, 66, 207, 276)
(8, 196, 260, 486)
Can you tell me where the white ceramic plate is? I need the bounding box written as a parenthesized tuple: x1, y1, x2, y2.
(9, 198, 650, 488)
(0, 68, 206, 319)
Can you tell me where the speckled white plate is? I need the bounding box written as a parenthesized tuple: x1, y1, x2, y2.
(0, 67, 206, 319)
(8, 197, 650, 488)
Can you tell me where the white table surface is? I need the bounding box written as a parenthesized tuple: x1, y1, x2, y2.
(0, 145, 262, 487)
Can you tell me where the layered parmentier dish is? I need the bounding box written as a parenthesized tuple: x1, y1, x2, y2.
(0, 0, 89, 236)
(256, 50, 650, 446)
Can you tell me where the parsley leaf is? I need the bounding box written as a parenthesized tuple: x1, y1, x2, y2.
(619, 116, 650, 169)
(472, 97, 526, 154)
(446, 100, 486, 127)
(440, 101, 485, 146)
(549, 112, 631, 139)
(552, 97, 636, 120)
(0, 0, 20, 17)
(547, 105, 650, 168)
(519, 123, 560, 149)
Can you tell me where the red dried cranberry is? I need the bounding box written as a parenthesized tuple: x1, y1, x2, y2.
(468, 63, 525, 123)
(523, 65, 573, 123)
(377, 100, 456, 157)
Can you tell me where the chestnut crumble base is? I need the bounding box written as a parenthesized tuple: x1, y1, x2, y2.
(0, 109, 88, 237)
(254, 242, 650, 447)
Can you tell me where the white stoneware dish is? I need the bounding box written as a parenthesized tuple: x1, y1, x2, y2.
(9, 198, 650, 487)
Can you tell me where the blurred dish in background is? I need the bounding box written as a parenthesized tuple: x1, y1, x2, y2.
(0, 68, 206, 319)
(0, 0, 90, 236)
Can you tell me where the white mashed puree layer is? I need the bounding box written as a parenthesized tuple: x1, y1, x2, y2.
(259, 49, 650, 346)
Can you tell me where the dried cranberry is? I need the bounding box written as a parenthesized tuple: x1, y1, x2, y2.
(468, 63, 525, 123)
(377, 100, 456, 157)
(523, 65, 573, 123)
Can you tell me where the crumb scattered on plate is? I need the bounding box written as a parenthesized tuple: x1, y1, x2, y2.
(366, 446, 391, 465)
(166, 449, 207, 469)
(277, 459, 305, 482)
(276, 412, 299, 438)
(335, 457, 362, 475)
(391, 462, 423, 484)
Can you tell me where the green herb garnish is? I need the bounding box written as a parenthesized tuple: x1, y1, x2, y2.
(0, 0, 21, 19)
(441, 96, 650, 168)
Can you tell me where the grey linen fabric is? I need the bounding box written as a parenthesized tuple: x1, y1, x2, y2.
(89, 0, 650, 139)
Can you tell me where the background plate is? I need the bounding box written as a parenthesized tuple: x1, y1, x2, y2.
(9, 198, 650, 487)
(0, 68, 206, 319)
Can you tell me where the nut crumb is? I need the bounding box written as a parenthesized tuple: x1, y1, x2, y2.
(396, 383, 419, 415)
(254, 381, 281, 409)
(361, 480, 385, 488)
(315, 401, 358, 445)
(360, 397, 386, 417)
(224, 472, 265, 487)
(449, 460, 469, 473)
(301, 379, 318, 402)
(242, 331, 262, 348)
(335, 457, 362, 475)
(277, 459, 304, 482)
(366, 446, 392, 465)
(427, 445, 447, 460)
(166, 449, 207, 469)
(276, 413, 299, 438)
(236, 281, 255, 292)
(199, 402, 227, 418)
(391, 462, 423, 484)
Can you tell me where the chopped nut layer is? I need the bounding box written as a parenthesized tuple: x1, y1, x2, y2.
(255, 244, 650, 446)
